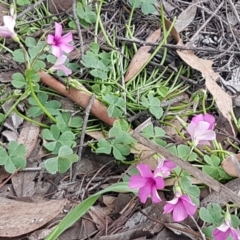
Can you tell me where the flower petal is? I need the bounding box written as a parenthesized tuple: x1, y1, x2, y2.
(192, 114, 204, 124)
(55, 22, 62, 39)
(129, 175, 148, 188)
(151, 188, 162, 203)
(163, 202, 175, 214)
(180, 195, 197, 216)
(138, 185, 151, 203)
(59, 43, 74, 54)
(137, 164, 153, 178)
(51, 45, 62, 57)
(213, 227, 231, 240)
(3, 16, 15, 33)
(60, 32, 73, 43)
(203, 113, 215, 129)
(154, 176, 165, 189)
(186, 122, 196, 139)
(0, 26, 13, 37)
(193, 121, 211, 137)
(47, 34, 55, 44)
(172, 201, 188, 222)
(55, 55, 67, 65)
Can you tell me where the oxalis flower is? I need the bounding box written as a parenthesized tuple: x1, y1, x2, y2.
(186, 113, 216, 146)
(163, 187, 197, 222)
(0, 15, 16, 38)
(154, 159, 176, 178)
(213, 213, 240, 240)
(50, 55, 72, 76)
(129, 164, 165, 203)
(47, 22, 74, 57)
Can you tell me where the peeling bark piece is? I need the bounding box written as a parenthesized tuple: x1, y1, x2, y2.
(38, 71, 117, 126)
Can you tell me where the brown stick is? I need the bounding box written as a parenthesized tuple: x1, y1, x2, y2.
(38, 71, 117, 126)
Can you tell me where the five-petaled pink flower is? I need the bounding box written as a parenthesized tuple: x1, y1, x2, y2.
(154, 159, 176, 178)
(164, 191, 197, 222)
(186, 113, 216, 146)
(50, 55, 72, 76)
(0, 16, 16, 37)
(47, 22, 74, 57)
(129, 164, 165, 203)
(213, 216, 240, 240)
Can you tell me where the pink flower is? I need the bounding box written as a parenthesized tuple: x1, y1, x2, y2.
(129, 164, 165, 203)
(154, 159, 176, 178)
(50, 55, 72, 76)
(47, 22, 74, 57)
(213, 220, 240, 240)
(192, 113, 215, 130)
(0, 16, 16, 37)
(164, 191, 197, 222)
(186, 113, 216, 146)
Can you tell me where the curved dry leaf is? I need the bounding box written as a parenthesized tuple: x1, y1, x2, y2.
(124, 29, 161, 82)
(176, 40, 234, 134)
(17, 119, 41, 158)
(174, 2, 197, 32)
(221, 154, 240, 177)
(0, 197, 67, 237)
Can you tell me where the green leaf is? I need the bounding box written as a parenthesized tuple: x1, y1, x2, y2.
(0, 113, 4, 123)
(0, 141, 26, 173)
(32, 60, 46, 71)
(231, 215, 240, 228)
(199, 207, 216, 224)
(177, 145, 197, 161)
(44, 146, 78, 174)
(199, 204, 223, 225)
(112, 146, 126, 160)
(44, 157, 58, 174)
(96, 139, 112, 155)
(202, 226, 215, 239)
(13, 49, 25, 63)
(25, 37, 36, 47)
(17, 0, 30, 6)
(11, 73, 26, 88)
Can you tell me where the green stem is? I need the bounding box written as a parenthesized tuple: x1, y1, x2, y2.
(14, 108, 49, 128)
(5, 89, 30, 119)
(26, 73, 56, 123)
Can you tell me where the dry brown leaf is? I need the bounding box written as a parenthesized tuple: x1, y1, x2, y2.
(174, 1, 197, 32)
(0, 197, 67, 237)
(88, 206, 113, 230)
(124, 29, 161, 82)
(17, 119, 41, 158)
(176, 41, 234, 133)
(221, 154, 240, 177)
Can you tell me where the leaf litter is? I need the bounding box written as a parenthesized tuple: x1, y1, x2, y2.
(1, 0, 240, 239)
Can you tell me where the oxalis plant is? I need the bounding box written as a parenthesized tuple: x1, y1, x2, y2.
(0, 1, 240, 240)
